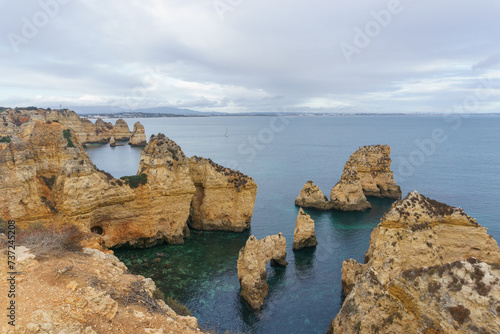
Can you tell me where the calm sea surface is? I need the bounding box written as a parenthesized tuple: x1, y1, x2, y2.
(85, 115, 500, 334)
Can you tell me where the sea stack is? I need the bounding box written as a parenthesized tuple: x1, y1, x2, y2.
(128, 121, 147, 147)
(295, 181, 332, 210)
(109, 136, 116, 147)
(237, 233, 288, 310)
(188, 156, 257, 232)
(330, 168, 371, 211)
(293, 208, 318, 250)
(112, 119, 131, 141)
(328, 191, 500, 333)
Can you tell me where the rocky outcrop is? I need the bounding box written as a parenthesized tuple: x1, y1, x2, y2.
(330, 168, 371, 211)
(112, 118, 131, 141)
(0, 108, 132, 145)
(344, 145, 402, 199)
(188, 156, 257, 232)
(0, 247, 203, 334)
(128, 121, 147, 147)
(328, 191, 500, 333)
(109, 136, 116, 147)
(295, 181, 332, 210)
(237, 233, 288, 310)
(293, 208, 317, 250)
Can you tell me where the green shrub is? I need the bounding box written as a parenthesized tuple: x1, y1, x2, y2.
(0, 136, 11, 143)
(165, 297, 192, 317)
(0, 217, 7, 234)
(448, 305, 470, 325)
(120, 173, 147, 189)
(62, 129, 75, 147)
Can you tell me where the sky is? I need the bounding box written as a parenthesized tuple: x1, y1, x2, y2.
(1, 0, 500, 114)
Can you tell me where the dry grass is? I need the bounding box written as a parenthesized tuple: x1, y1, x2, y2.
(18, 223, 85, 256)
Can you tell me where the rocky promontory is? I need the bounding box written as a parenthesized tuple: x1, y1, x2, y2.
(188, 156, 257, 232)
(328, 191, 500, 333)
(237, 233, 288, 310)
(293, 208, 318, 250)
(128, 121, 147, 147)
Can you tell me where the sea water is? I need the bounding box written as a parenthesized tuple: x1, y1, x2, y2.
(85, 115, 500, 333)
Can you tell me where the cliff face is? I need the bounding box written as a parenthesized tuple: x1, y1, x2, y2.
(0, 108, 131, 144)
(237, 233, 288, 310)
(188, 156, 257, 232)
(293, 208, 317, 250)
(0, 247, 202, 334)
(330, 168, 371, 211)
(295, 181, 333, 210)
(329, 191, 500, 333)
(344, 145, 402, 199)
(128, 121, 147, 147)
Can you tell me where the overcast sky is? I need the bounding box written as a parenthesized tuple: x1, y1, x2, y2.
(1, 0, 500, 113)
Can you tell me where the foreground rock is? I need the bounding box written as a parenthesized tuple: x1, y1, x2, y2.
(293, 208, 318, 250)
(128, 121, 147, 147)
(188, 156, 257, 231)
(330, 168, 371, 211)
(0, 248, 203, 334)
(237, 233, 288, 310)
(328, 191, 500, 333)
(295, 181, 332, 210)
(344, 145, 402, 199)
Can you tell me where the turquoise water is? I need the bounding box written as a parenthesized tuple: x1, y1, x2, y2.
(86, 115, 500, 333)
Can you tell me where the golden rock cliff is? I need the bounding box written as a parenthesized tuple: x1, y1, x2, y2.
(328, 191, 500, 334)
(112, 118, 132, 141)
(188, 156, 257, 232)
(237, 233, 288, 310)
(330, 168, 371, 211)
(128, 121, 147, 147)
(293, 208, 318, 250)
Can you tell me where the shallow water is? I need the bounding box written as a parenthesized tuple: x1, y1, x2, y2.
(86, 115, 500, 333)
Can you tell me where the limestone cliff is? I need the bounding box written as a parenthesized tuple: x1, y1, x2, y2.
(237, 233, 288, 310)
(295, 181, 332, 210)
(128, 121, 147, 147)
(0, 247, 203, 334)
(109, 136, 116, 147)
(188, 156, 257, 232)
(330, 168, 371, 211)
(293, 208, 318, 250)
(328, 191, 500, 333)
(344, 145, 402, 199)
(112, 119, 131, 141)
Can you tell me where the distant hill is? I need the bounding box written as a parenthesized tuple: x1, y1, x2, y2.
(70, 106, 225, 116)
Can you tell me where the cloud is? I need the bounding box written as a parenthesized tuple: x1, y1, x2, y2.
(1, 0, 500, 113)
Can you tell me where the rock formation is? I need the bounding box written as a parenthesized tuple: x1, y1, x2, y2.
(128, 121, 147, 147)
(0, 108, 132, 145)
(237, 233, 288, 310)
(344, 145, 402, 199)
(112, 118, 132, 141)
(328, 191, 500, 333)
(0, 247, 203, 333)
(295, 181, 332, 210)
(330, 168, 371, 211)
(188, 156, 257, 232)
(293, 208, 317, 250)
(109, 136, 116, 147)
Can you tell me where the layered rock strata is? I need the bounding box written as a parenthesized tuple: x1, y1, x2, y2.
(188, 156, 257, 232)
(295, 181, 332, 210)
(328, 191, 500, 333)
(0, 247, 202, 334)
(128, 121, 147, 146)
(112, 118, 132, 141)
(0, 124, 256, 248)
(293, 208, 318, 250)
(330, 168, 371, 211)
(237, 233, 288, 310)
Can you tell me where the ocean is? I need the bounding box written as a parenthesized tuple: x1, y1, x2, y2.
(85, 115, 500, 333)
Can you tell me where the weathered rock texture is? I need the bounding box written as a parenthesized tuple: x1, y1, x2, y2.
(295, 181, 332, 210)
(0, 247, 203, 334)
(330, 168, 371, 211)
(188, 156, 257, 232)
(293, 208, 318, 250)
(328, 191, 500, 334)
(0, 108, 132, 144)
(344, 145, 402, 199)
(128, 121, 147, 146)
(237, 233, 288, 310)
(109, 136, 116, 147)
(0, 124, 256, 248)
